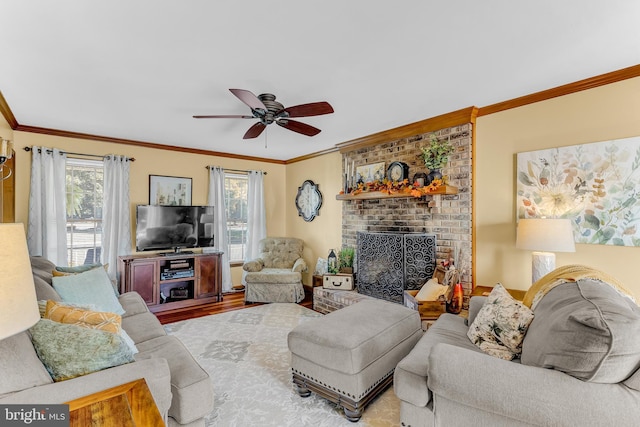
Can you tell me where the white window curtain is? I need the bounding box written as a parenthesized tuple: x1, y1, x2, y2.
(246, 170, 267, 261)
(102, 155, 132, 280)
(27, 147, 68, 265)
(207, 166, 232, 292)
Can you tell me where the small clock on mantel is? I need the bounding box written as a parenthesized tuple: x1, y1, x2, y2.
(295, 180, 323, 222)
(387, 161, 409, 182)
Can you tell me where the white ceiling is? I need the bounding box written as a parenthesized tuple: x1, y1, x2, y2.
(1, 1, 639, 161)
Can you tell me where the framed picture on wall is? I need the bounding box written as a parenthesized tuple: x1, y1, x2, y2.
(149, 175, 192, 206)
(355, 162, 385, 183)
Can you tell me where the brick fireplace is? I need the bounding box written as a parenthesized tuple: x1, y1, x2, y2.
(339, 123, 473, 293)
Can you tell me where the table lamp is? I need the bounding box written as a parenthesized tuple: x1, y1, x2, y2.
(516, 218, 575, 283)
(0, 223, 40, 340)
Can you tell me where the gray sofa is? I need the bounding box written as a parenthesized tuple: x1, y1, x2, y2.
(0, 257, 213, 427)
(394, 279, 640, 426)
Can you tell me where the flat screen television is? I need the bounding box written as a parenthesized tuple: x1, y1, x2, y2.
(135, 205, 215, 252)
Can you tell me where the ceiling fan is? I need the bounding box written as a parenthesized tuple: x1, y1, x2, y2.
(194, 89, 334, 139)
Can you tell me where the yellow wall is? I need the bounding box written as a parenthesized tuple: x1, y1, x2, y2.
(476, 76, 640, 299)
(9, 130, 287, 286)
(6, 73, 640, 299)
(285, 151, 343, 285)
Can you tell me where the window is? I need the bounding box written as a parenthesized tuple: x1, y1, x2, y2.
(65, 158, 103, 266)
(224, 173, 248, 263)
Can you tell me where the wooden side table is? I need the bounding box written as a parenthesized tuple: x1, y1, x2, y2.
(66, 378, 164, 426)
(304, 274, 324, 293)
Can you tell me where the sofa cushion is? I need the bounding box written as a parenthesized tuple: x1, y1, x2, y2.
(33, 275, 61, 302)
(394, 313, 479, 408)
(467, 284, 534, 360)
(30, 256, 56, 281)
(52, 267, 125, 315)
(29, 319, 134, 382)
(0, 332, 53, 396)
(521, 280, 640, 383)
(118, 292, 151, 318)
(122, 312, 167, 344)
(135, 335, 213, 424)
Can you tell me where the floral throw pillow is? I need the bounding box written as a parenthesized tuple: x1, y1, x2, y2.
(467, 283, 535, 360)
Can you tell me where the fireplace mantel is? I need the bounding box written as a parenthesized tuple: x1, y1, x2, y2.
(335, 185, 458, 201)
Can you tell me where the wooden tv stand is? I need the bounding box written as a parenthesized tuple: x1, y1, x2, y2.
(118, 251, 223, 313)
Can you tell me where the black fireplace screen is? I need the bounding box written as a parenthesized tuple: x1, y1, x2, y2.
(356, 232, 436, 303)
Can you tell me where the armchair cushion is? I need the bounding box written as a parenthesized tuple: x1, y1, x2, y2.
(521, 279, 640, 383)
(244, 269, 301, 284)
(242, 258, 264, 272)
(259, 237, 304, 268)
(292, 258, 307, 273)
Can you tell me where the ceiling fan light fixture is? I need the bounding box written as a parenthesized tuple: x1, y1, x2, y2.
(195, 89, 333, 139)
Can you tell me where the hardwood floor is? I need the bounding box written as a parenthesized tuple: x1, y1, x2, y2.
(155, 290, 315, 324)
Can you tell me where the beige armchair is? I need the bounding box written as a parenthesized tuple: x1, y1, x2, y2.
(243, 237, 307, 303)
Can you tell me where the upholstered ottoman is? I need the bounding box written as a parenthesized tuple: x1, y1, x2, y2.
(287, 299, 422, 421)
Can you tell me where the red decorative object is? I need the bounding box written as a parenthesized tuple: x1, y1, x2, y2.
(447, 283, 464, 314)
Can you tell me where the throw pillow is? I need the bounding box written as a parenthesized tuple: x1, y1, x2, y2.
(41, 300, 138, 354)
(467, 283, 535, 360)
(521, 280, 640, 383)
(44, 300, 122, 334)
(29, 319, 134, 382)
(52, 267, 125, 315)
(37, 300, 98, 318)
(53, 263, 103, 274)
(415, 278, 448, 301)
(52, 263, 119, 296)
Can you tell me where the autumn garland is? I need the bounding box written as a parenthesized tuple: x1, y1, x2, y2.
(340, 178, 445, 197)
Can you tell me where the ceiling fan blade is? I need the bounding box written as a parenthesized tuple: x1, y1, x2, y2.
(243, 122, 267, 139)
(277, 119, 321, 137)
(229, 89, 267, 112)
(193, 115, 255, 119)
(280, 101, 334, 118)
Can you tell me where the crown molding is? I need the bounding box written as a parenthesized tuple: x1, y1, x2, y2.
(335, 107, 479, 154)
(3, 64, 639, 162)
(285, 146, 340, 164)
(11, 123, 285, 164)
(478, 64, 640, 117)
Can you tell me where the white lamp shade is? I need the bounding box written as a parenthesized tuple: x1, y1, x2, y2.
(516, 218, 576, 253)
(0, 223, 40, 340)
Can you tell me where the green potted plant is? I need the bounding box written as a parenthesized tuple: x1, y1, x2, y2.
(421, 133, 454, 183)
(338, 246, 355, 274)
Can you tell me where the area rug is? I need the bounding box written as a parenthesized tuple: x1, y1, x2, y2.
(164, 303, 400, 426)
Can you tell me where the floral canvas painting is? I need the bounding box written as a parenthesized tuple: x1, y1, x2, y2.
(517, 136, 640, 246)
